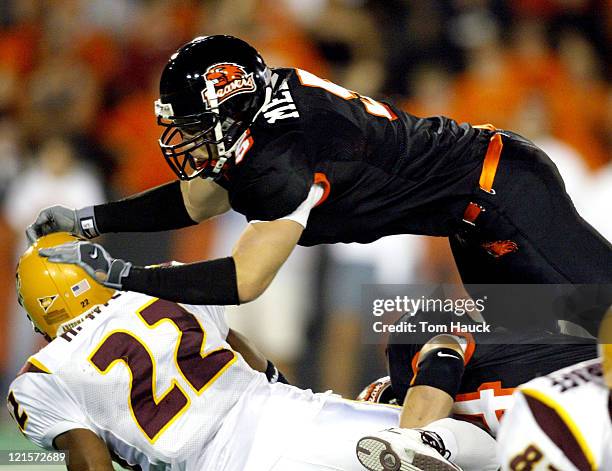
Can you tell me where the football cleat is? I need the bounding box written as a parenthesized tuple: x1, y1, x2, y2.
(356, 428, 462, 471)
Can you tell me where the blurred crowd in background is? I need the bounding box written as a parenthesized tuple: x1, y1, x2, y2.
(0, 0, 610, 405)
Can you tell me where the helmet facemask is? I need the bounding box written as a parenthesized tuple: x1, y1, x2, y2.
(156, 78, 271, 181)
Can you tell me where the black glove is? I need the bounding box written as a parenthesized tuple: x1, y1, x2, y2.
(26, 205, 99, 245)
(39, 241, 131, 290)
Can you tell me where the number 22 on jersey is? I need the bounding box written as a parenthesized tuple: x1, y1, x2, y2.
(296, 69, 397, 121)
(88, 299, 236, 443)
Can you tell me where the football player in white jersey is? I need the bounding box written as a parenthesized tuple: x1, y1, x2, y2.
(7, 233, 498, 471)
(497, 311, 612, 470)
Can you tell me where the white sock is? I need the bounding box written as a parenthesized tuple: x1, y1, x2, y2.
(423, 418, 499, 471)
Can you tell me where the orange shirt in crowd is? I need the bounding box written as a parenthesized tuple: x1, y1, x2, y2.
(97, 91, 175, 194)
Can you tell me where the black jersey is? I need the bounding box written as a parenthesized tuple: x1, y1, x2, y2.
(386, 312, 597, 435)
(216, 68, 493, 245)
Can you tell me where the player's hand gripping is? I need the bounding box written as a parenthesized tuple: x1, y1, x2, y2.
(39, 241, 131, 290)
(26, 205, 99, 245)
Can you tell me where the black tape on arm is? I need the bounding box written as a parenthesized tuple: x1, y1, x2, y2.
(94, 181, 197, 233)
(411, 348, 465, 398)
(123, 257, 240, 305)
(265, 360, 290, 385)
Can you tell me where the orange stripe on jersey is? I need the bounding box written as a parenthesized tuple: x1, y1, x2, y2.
(479, 133, 503, 193)
(454, 381, 515, 432)
(314, 172, 331, 207)
(410, 351, 420, 387)
(455, 381, 515, 402)
(462, 128, 503, 225)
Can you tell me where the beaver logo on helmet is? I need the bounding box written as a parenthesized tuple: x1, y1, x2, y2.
(203, 62, 256, 107)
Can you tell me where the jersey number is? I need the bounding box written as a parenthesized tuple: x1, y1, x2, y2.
(89, 299, 236, 442)
(510, 444, 559, 471)
(7, 391, 28, 432)
(296, 69, 397, 121)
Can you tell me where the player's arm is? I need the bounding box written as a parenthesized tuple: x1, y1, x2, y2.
(54, 429, 113, 471)
(7, 373, 110, 470)
(399, 335, 465, 428)
(97, 178, 231, 230)
(362, 334, 468, 425)
(126, 190, 309, 303)
(39, 218, 302, 304)
(40, 184, 322, 305)
(232, 219, 303, 302)
(26, 178, 230, 243)
(226, 328, 290, 384)
(226, 329, 268, 371)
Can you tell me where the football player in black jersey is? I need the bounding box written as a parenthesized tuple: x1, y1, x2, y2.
(28, 35, 611, 333)
(354, 310, 599, 470)
(383, 311, 598, 431)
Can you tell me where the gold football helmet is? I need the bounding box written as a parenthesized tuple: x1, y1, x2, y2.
(16, 232, 115, 340)
(599, 308, 612, 389)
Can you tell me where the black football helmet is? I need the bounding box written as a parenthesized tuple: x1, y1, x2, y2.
(155, 35, 272, 180)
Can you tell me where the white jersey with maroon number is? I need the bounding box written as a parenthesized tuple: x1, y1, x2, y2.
(497, 358, 612, 471)
(6, 292, 330, 470)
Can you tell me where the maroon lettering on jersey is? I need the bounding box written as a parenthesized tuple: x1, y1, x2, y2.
(523, 392, 592, 471)
(7, 391, 28, 431)
(90, 331, 189, 442)
(138, 299, 236, 392)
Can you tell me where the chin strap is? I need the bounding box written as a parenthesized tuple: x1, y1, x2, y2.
(201, 70, 274, 180)
(204, 84, 274, 180)
(203, 79, 228, 178)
